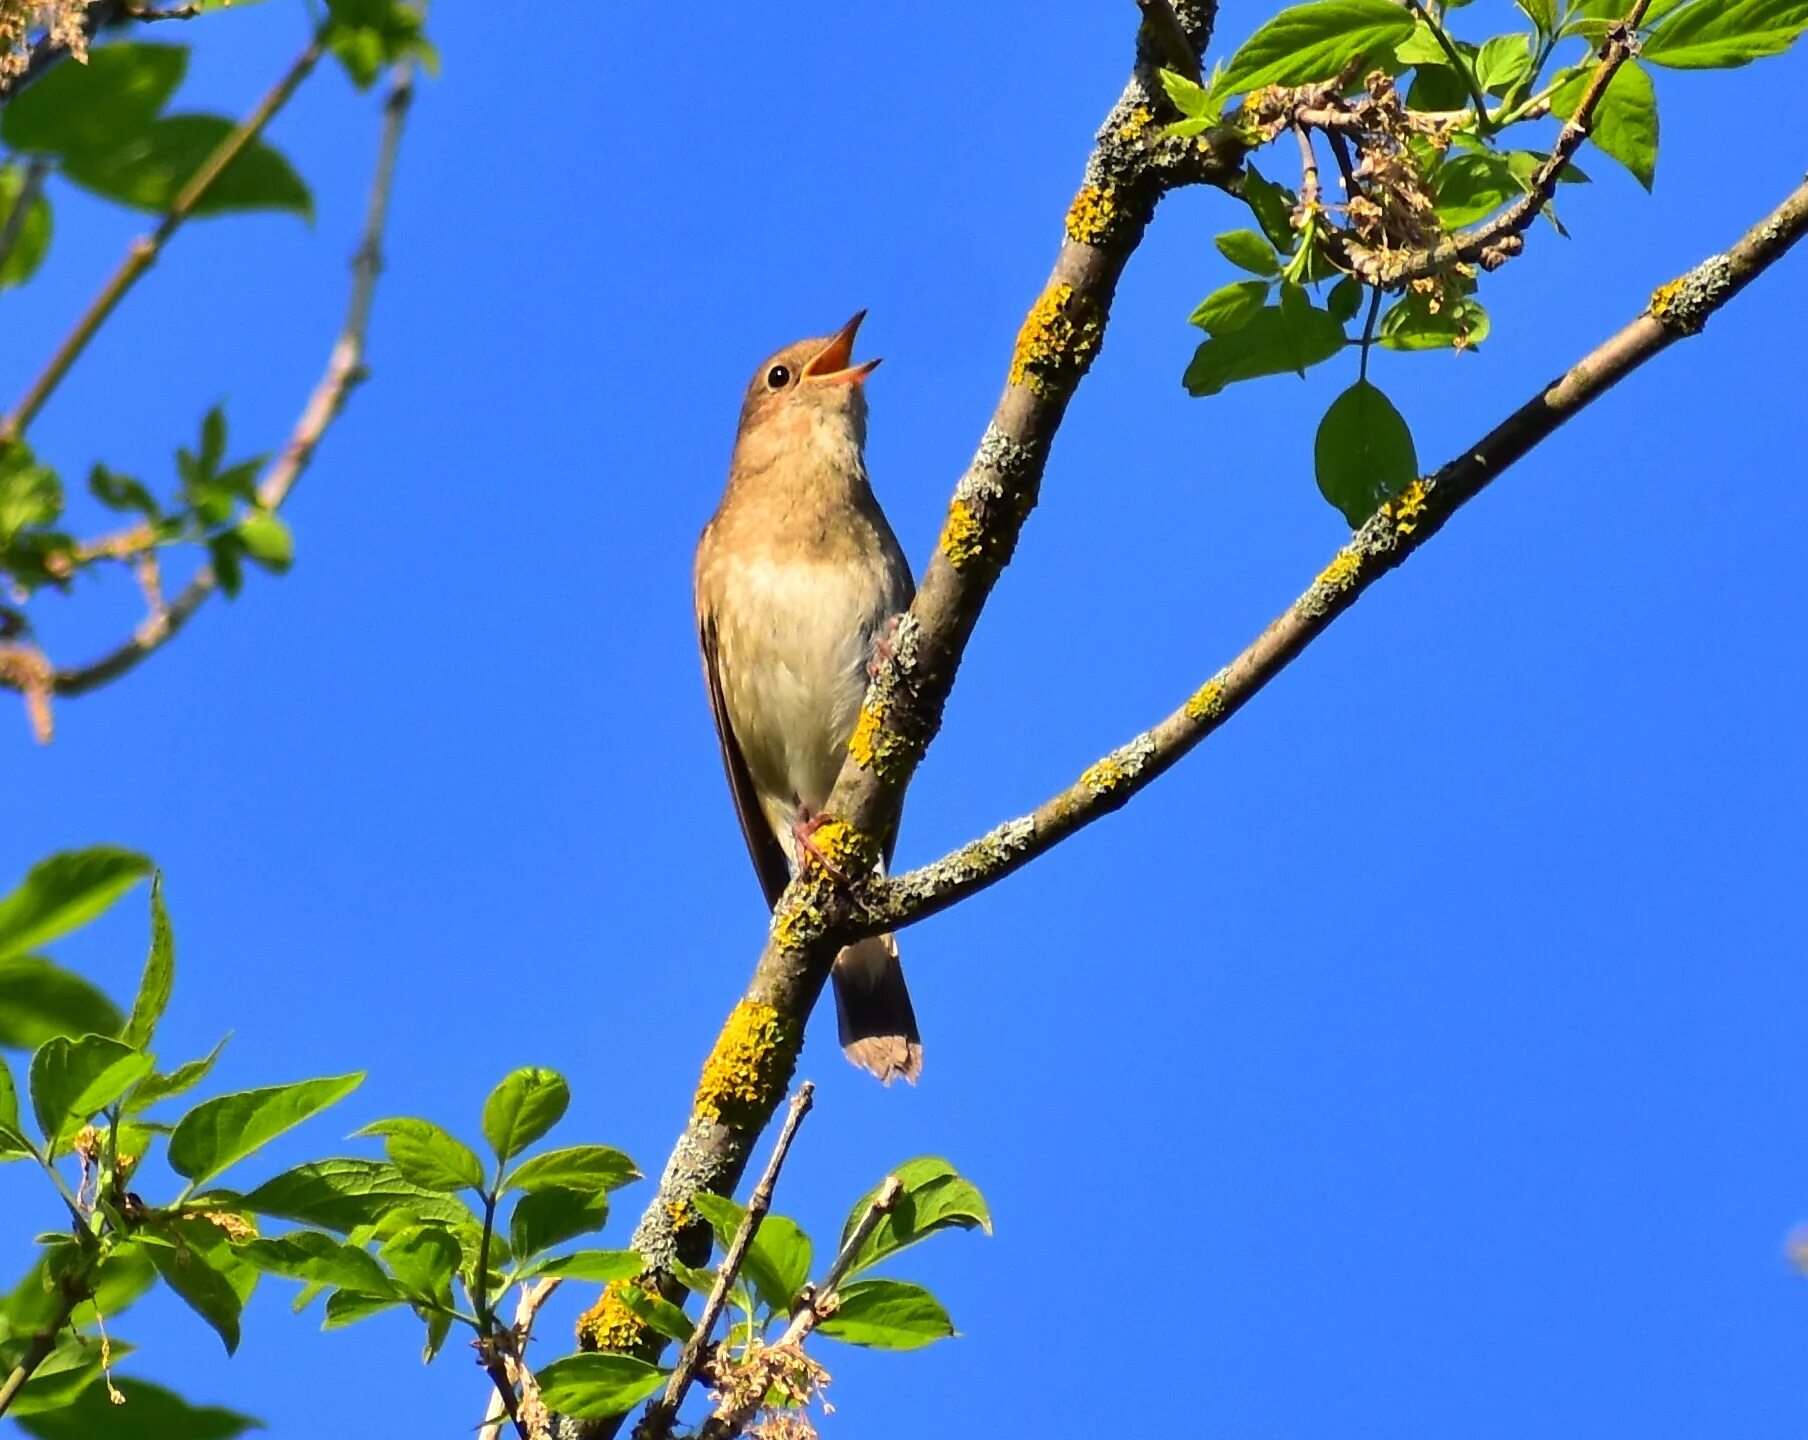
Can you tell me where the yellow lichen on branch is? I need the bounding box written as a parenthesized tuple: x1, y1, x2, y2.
(938, 496, 987, 568)
(1184, 678, 1226, 723)
(576, 1279, 657, 1356)
(847, 700, 906, 777)
(694, 1000, 802, 1128)
(1065, 185, 1120, 246)
(1007, 282, 1103, 396)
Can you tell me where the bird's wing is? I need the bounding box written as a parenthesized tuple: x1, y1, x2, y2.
(699, 612, 793, 908)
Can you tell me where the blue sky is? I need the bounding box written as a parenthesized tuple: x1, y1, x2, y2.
(5, 1, 1807, 1435)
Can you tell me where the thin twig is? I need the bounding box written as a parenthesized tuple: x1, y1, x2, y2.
(481, 1278, 564, 1440)
(123, 2, 201, 18)
(1404, 0, 1492, 123)
(695, 1176, 903, 1440)
(0, 156, 48, 277)
(1135, 0, 1200, 83)
(5, 44, 418, 705)
(856, 172, 1808, 935)
(0, 31, 327, 458)
(639, 1083, 815, 1440)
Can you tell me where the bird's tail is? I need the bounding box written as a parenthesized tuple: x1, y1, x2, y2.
(833, 934, 922, 1084)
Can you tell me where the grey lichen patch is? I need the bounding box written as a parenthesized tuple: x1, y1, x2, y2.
(879, 816, 1037, 922)
(1649, 254, 1733, 336)
(971, 425, 1033, 488)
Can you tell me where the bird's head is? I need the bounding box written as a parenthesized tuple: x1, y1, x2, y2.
(732, 312, 880, 474)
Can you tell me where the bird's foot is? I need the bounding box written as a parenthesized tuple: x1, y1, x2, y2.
(867, 613, 904, 680)
(793, 811, 851, 882)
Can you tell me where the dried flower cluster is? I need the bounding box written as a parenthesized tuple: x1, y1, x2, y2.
(707, 1338, 833, 1440)
(1, 0, 88, 81)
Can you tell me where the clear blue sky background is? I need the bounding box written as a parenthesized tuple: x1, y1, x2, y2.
(5, 1, 1807, 1434)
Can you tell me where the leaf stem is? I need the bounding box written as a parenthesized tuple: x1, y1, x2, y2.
(1406, 0, 1494, 131)
(1358, 283, 1383, 380)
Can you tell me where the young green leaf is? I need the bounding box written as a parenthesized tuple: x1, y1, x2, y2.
(1183, 290, 1348, 397)
(817, 1279, 955, 1350)
(1551, 62, 1658, 189)
(688, 1193, 813, 1314)
(1215, 228, 1281, 276)
(1378, 292, 1491, 350)
(507, 1144, 639, 1194)
(325, 0, 435, 90)
(1643, 0, 1808, 67)
(1326, 277, 1367, 323)
(0, 164, 52, 292)
(168, 1072, 363, 1187)
(481, 1066, 570, 1163)
(1393, 18, 1452, 63)
(322, 1286, 403, 1329)
(1190, 278, 1271, 334)
(11, 1377, 259, 1440)
(243, 1157, 475, 1232)
(29, 1034, 154, 1153)
(127, 1035, 230, 1114)
(1314, 380, 1421, 527)
(1158, 67, 1224, 124)
(235, 511, 293, 573)
(121, 873, 175, 1051)
(378, 1223, 462, 1302)
(840, 1159, 992, 1279)
(142, 1221, 252, 1355)
(1, 1052, 33, 1159)
(1433, 151, 1521, 226)
(1474, 34, 1533, 94)
(1515, 0, 1558, 36)
(58, 116, 313, 219)
(1240, 163, 1299, 250)
(0, 957, 123, 1051)
(535, 1354, 668, 1420)
(355, 1117, 486, 1193)
(610, 1283, 694, 1343)
(1216, 0, 1417, 93)
(0, 43, 187, 156)
(519, 1248, 644, 1284)
(0, 847, 151, 961)
(509, 1186, 610, 1260)
(238, 1231, 397, 1296)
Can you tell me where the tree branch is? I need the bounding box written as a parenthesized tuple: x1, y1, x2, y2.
(858, 171, 1808, 931)
(638, 1083, 814, 1440)
(3, 47, 419, 707)
(1135, 0, 1200, 84)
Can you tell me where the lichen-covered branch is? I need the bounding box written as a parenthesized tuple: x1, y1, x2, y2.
(858, 172, 1808, 930)
(0, 49, 417, 717)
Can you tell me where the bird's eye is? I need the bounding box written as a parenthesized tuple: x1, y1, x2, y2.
(765, 364, 791, 390)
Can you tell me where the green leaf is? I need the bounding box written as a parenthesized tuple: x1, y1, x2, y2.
(87, 463, 161, 520)
(535, 1354, 668, 1420)
(1183, 286, 1347, 397)
(1215, 228, 1281, 276)
(1239, 162, 1299, 250)
(127, 1035, 230, 1114)
(1404, 60, 1473, 110)
(322, 1287, 402, 1328)
(0, 957, 123, 1051)
(1326, 276, 1366, 323)
(13, 1377, 260, 1440)
(29, 1035, 153, 1153)
(1190, 278, 1271, 334)
(688, 1193, 813, 1314)
(242, 1157, 475, 1232)
(237, 1232, 396, 1296)
(519, 1248, 645, 1284)
(507, 1144, 639, 1194)
(1378, 291, 1492, 350)
(1552, 62, 1658, 189)
(0, 43, 187, 156)
(481, 1067, 570, 1163)
(1515, 0, 1558, 35)
(168, 1072, 363, 1187)
(1644, 0, 1808, 66)
(0, 847, 151, 961)
(378, 1223, 461, 1302)
(509, 1186, 610, 1260)
(1158, 67, 1223, 123)
(1393, 18, 1451, 63)
(1314, 380, 1421, 527)
(1474, 33, 1533, 94)
(59, 115, 313, 219)
(1433, 151, 1520, 226)
(817, 1279, 955, 1350)
(610, 1283, 693, 1343)
(235, 510, 292, 573)
(0, 1052, 28, 1158)
(1217, 0, 1417, 93)
(0, 163, 52, 291)
(840, 1159, 992, 1279)
(355, 1117, 485, 1193)
(143, 1219, 252, 1355)
(121, 873, 174, 1051)
(325, 0, 432, 89)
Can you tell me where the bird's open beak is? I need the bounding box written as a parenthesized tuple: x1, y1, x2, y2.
(802, 310, 882, 386)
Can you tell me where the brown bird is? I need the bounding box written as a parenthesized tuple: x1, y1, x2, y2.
(694, 311, 922, 1084)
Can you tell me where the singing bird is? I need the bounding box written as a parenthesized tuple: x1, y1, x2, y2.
(694, 312, 922, 1084)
